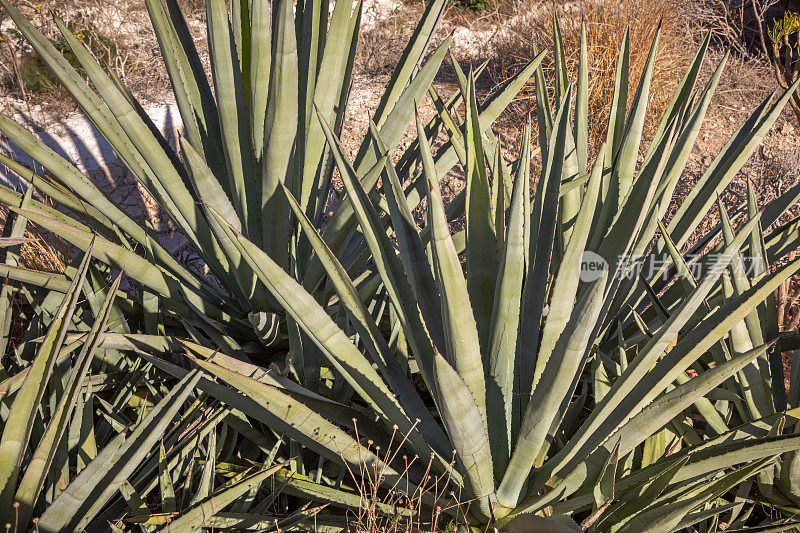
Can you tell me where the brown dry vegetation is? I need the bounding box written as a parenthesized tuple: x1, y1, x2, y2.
(490, 0, 688, 149)
(0, 208, 67, 272)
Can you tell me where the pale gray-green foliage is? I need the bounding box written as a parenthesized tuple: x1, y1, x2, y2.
(1, 1, 800, 531)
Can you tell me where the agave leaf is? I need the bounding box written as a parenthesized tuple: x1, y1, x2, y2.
(492, 143, 509, 246)
(298, 0, 357, 216)
(651, 49, 729, 225)
(673, 370, 730, 437)
(230, 0, 250, 85)
(616, 458, 776, 533)
(465, 74, 498, 353)
(667, 80, 800, 251)
(136, 407, 220, 505)
(166, 0, 225, 156)
(7, 206, 237, 325)
(404, 49, 546, 213)
(521, 430, 792, 525)
(120, 481, 155, 533)
(449, 53, 470, 103)
(611, 342, 772, 462)
(446, 57, 502, 186)
(180, 138, 267, 308)
(180, 138, 241, 235)
(51, 20, 227, 264)
(206, 0, 258, 237)
(719, 199, 767, 346)
(592, 354, 612, 405)
(747, 183, 784, 412)
(501, 514, 582, 533)
(205, 206, 441, 463)
(0, 114, 213, 298)
(605, 27, 630, 168)
(552, 12, 568, 101)
(546, 259, 800, 509)
(550, 16, 580, 250)
(248, 0, 271, 161)
(647, 34, 710, 159)
(428, 79, 468, 168)
(656, 219, 698, 292)
(203, 507, 320, 530)
(593, 437, 620, 509)
(498, 272, 606, 508)
(108, 342, 376, 439)
(194, 429, 216, 504)
(145, 0, 224, 178)
(261, 0, 298, 266)
(354, 36, 451, 178)
(364, 0, 446, 132)
(433, 353, 495, 520)
(301, 153, 389, 292)
(181, 339, 333, 403)
(486, 121, 531, 471)
(521, 88, 571, 396)
(41, 429, 127, 529)
(596, 120, 677, 285)
(574, 22, 588, 173)
(192, 358, 418, 487)
(534, 214, 764, 492)
(591, 456, 690, 529)
(573, 410, 786, 515)
(613, 26, 659, 205)
(334, 0, 362, 136)
(421, 114, 487, 426)
(534, 144, 606, 392)
(0, 185, 33, 355)
(677, 503, 740, 531)
(296, 0, 328, 179)
(158, 442, 177, 513)
(558, 133, 581, 253)
(311, 0, 364, 226)
(533, 42, 553, 159)
(275, 472, 410, 515)
(0, 0, 189, 231)
(0, 156, 117, 236)
(720, 237, 771, 421)
(0, 266, 71, 295)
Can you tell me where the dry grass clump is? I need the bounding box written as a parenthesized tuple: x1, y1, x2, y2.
(490, 0, 689, 151)
(0, 207, 67, 273)
(355, 1, 425, 77)
(18, 227, 66, 273)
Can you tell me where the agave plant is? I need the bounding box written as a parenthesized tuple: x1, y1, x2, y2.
(0, 0, 538, 528)
(79, 18, 800, 531)
(0, 0, 537, 372)
(4, 0, 800, 530)
(0, 206, 322, 532)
